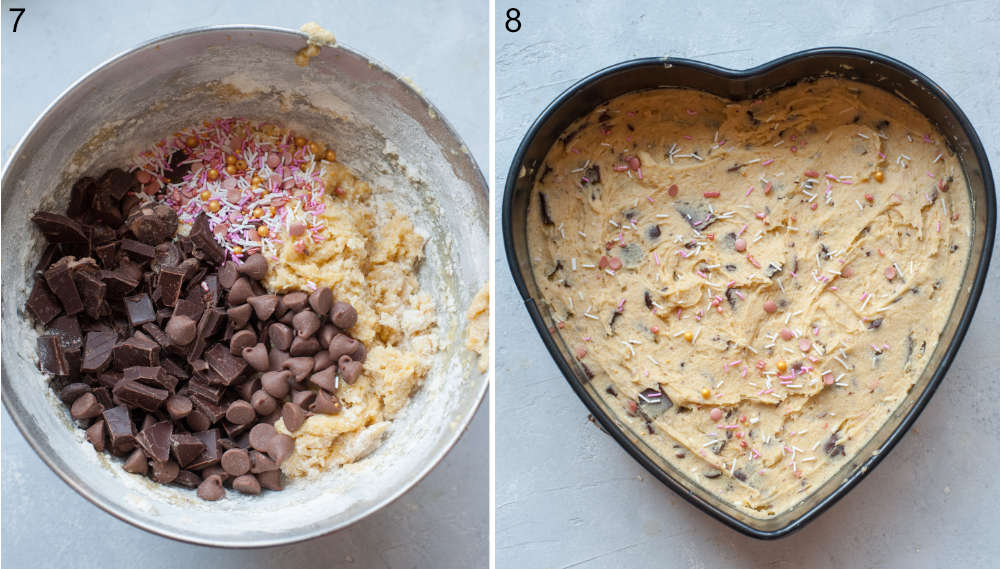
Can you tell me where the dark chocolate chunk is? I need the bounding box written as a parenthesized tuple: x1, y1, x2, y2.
(123, 365, 177, 392)
(125, 203, 178, 245)
(113, 335, 160, 369)
(94, 241, 118, 268)
(170, 433, 207, 468)
(113, 380, 168, 413)
(100, 269, 139, 298)
(189, 213, 225, 264)
(67, 177, 97, 218)
(158, 266, 186, 308)
(27, 279, 63, 324)
(37, 335, 70, 375)
(48, 314, 83, 351)
(172, 298, 204, 323)
(120, 238, 156, 261)
(191, 395, 226, 424)
(31, 212, 89, 243)
(173, 470, 202, 489)
(44, 258, 84, 316)
(81, 330, 116, 373)
(205, 344, 247, 386)
(103, 405, 135, 451)
(136, 420, 173, 463)
(74, 271, 107, 320)
(151, 460, 180, 484)
(124, 293, 156, 327)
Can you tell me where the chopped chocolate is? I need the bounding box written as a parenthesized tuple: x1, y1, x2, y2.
(205, 344, 248, 386)
(187, 429, 220, 470)
(70, 392, 104, 420)
(124, 203, 178, 245)
(103, 405, 136, 451)
(191, 395, 227, 424)
(74, 271, 107, 319)
(48, 314, 83, 351)
(86, 420, 106, 451)
(170, 433, 207, 468)
(59, 383, 91, 405)
(31, 212, 89, 243)
(189, 213, 225, 264)
(123, 449, 149, 475)
(113, 335, 160, 369)
(124, 293, 156, 327)
(100, 269, 139, 298)
(120, 238, 156, 262)
(154, 266, 186, 308)
(136, 420, 173, 463)
(113, 380, 168, 413)
(124, 365, 177, 392)
(37, 335, 70, 375)
(81, 330, 117, 373)
(27, 279, 63, 324)
(44, 258, 84, 316)
(173, 470, 202, 489)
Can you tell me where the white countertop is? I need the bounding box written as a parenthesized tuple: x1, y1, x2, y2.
(1, 2, 487, 568)
(495, 1, 999, 567)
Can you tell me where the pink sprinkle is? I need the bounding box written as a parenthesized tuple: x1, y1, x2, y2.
(762, 158, 774, 166)
(734, 291, 745, 300)
(654, 252, 661, 265)
(745, 186, 754, 197)
(686, 108, 698, 115)
(737, 224, 747, 237)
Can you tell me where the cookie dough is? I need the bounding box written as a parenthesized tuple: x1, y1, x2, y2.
(465, 283, 490, 373)
(271, 165, 438, 479)
(527, 79, 971, 516)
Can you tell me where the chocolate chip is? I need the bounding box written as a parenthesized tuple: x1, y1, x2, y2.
(237, 253, 268, 280)
(282, 357, 314, 381)
(136, 420, 173, 463)
(308, 366, 337, 392)
(59, 383, 91, 405)
(197, 474, 225, 501)
(229, 329, 257, 355)
(280, 291, 308, 313)
(339, 357, 363, 384)
(152, 460, 180, 484)
(232, 473, 262, 495)
(268, 323, 293, 351)
(281, 402, 307, 432)
(123, 448, 149, 475)
(289, 336, 321, 356)
(165, 315, 197, 346)
(292, 310, 320, 339)
(248, 423, 277, 452)
(170, 433, 207, 467)
(86, 420, 106, 451)
(290, 389, 316, 409)
(70, 392, 104, 420)
(251, 390, 278, 415)
(261, 370, 291, 398)
(226, 400, 256, 425)
(312, 350, 335, 372)
(247, 294, 279, 320)
(233, 375, 260, 402)
(250, 450, 279, 473)
(227, 303, 253, 329)
(241, 343, 270, 372)
(165, 394, 193, 421)
(308, 287, 333, 315)
(267, 434, 295, 464)
(228, 278, 253, 306)
(328, 335, 359, 361)
(330, 302, 357, 330)
(218, 261, 239, 289)
(310, 390, 341, 415)
(186, 409, 211, 432)
(221, 448, 251, 476)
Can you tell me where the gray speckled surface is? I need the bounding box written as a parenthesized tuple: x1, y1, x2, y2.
(495, 1, 999, 568)
(1, 1, 486, 567)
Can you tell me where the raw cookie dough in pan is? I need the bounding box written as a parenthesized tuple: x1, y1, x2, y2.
(527, 78, 971, 516)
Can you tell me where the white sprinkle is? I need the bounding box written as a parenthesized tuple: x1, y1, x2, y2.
(584, 313, 600, 320)
(773, 140, 785, 147)
(857, 132, 870, 139)
(571, 258, 577, 271)
(855, 200, 864, 212)
(933, 153, 943, 163)
(647, 355, 661, 365)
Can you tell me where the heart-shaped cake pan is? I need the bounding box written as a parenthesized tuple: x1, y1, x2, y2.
(502, 48, 995, 538)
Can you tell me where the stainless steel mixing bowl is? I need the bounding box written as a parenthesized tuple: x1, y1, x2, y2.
(1, 26, 488, 547)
